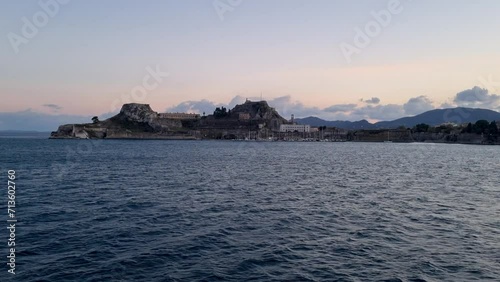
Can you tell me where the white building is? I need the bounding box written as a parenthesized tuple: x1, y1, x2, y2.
(279, 124, 311, 133)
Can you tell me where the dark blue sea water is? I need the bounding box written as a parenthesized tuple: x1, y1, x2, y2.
(1, 139, 499, 281)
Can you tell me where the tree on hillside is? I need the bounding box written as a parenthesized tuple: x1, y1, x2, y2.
(473, 120, 489, 134)
(436, 124, 453, 134)
(91, 116, 99, 124)
(415, 123, 430, 132)
(489, 121, 498, 135)
(213, 107, 228, 118)
(397, 125, 407, 130)
(462, 122, 473, 133)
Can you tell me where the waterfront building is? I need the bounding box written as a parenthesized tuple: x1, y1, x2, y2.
(279, 124, 311, 132)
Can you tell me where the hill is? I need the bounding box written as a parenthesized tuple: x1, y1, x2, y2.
(294, 117, 375, 129)
(296, 107, 500, 129)
(375, 107, 500, 128)
(50, 100, 289, 139)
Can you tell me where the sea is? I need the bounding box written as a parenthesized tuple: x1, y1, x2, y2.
(0, 137, 499, 281)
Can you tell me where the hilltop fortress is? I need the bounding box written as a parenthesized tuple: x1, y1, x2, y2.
(49, 100, 499, 144)
(50, 100, 289, 139)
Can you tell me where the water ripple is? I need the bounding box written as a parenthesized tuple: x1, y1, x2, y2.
(0, 140, 499, 281)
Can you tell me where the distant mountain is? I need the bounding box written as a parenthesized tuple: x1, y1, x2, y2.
(295, 116, 375, 129)
(0, 110, 118, 132)
(296, 107, 500, 129)
(0, 130, 51, 138)
(374, 107, 500, 128)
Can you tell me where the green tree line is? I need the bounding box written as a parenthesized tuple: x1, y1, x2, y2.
(411, 120, 498, 135)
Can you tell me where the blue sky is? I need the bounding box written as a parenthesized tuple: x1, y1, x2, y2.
(1, 0, 500, 130)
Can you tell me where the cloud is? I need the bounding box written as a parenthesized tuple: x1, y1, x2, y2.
(324, 104, 357, 113)
(43, 104, 63, 112)
(455, 86, 489, 102)
(323, 96, 433, 121)
(166, 95, 322, 120)
(228, 95, 248, 108)
(352, 104, 405, 121)
(453, 86, 500, 108)
(363, 97, 380, 104)
(165, 99, 222, 115)
(268, 96, 321, 119)
(403, 95, 434, 115)
(439, 102, 455, 109)
(155, 86, 500, 126)
(164, 94, 441, 122)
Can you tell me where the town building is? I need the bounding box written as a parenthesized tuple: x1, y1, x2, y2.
(279, 124, 311, 132)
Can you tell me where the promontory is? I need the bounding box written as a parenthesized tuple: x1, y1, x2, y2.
(50, 100, 289, 140)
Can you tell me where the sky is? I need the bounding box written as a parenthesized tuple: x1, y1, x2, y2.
(1, 0, 500, 130)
